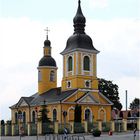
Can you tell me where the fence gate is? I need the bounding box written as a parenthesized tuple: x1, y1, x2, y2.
(115, 121, 123, 132)
(45, 134, 85, 140)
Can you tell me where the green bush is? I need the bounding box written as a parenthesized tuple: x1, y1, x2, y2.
(102, 127, 110, 132)
(43, 127, 54, 134)
(92, 129, 101, 137)
(74, 123, 85, 133)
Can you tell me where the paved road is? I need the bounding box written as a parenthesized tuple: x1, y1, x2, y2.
(0, 132, 139, 140)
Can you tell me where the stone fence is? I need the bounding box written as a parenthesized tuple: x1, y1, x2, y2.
(0, 118, 139, 136)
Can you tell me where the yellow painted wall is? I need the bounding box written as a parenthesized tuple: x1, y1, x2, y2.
(44, 47, 51, 56)
(62, 75, 98, 91)
(11, 102, 111, 124)
(38, 67, 57, 94)
(61, 51, 98, 91)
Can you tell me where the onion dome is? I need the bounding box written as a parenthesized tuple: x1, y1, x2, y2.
(61, 0, 99, 54)
(44, 39, 51, 47)
(39, 56, 56, 67)
(64, 33, 96, 52)
(73, 0, 86, 34)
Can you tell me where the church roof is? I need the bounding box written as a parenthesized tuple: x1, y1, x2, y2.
(10, 88, 78, 108)
(10, 88, 113, 109)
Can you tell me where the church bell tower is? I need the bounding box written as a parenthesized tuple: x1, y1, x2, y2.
(38, 29, 57, 94)
(61, 0, 99, 91)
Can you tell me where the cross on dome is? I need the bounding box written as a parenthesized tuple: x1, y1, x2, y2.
(44, 27, 50, 40)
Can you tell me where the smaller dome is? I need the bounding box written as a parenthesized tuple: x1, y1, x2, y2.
(44, 39, 51, 47)
(39, 56, 56, 67)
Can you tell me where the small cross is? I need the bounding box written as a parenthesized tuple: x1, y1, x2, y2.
(44, 27, 50, 40)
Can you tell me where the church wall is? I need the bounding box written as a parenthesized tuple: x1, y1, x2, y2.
(38, 68, 57, 94)
(11, 107, 30, 124)
(92, 54, 97, 77)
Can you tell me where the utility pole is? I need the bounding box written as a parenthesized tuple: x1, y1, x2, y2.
(126, 90, 128, 111)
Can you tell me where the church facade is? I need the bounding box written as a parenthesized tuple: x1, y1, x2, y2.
(10, 0, 113, 127)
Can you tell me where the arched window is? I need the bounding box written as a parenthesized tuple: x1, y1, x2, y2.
(38, 70, 42, 81)
(100, 110, 105, 121)
(23, 112, 26, 123)
(83, 56, 90, 71)
(68, 108, 74, 121)
(98, 108, 106, 122)
(85, 109, 90, 121)
(32, 111, 36, 123)
(68, 56, 73, 71)
(15, 112, 18, 124)
(53, 109, 57, 122)
(50, 71, 55, 81)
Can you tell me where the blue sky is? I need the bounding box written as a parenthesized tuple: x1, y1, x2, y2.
(0, 0, 139, 20)
(0, 0, 140, 120)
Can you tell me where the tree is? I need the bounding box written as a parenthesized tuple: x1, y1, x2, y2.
(1, 120, 5, 125)
(38, 101, 50, 123)
(74, 104, 82, 123)
(130, 98, 140, 110)
(98, 78, 122, 110)
(38, 101, 52, 134)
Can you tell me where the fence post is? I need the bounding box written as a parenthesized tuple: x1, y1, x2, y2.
(37, 121, 42, 135)
(84, 121, 88, 133)
(27, 122, 31, 136)
(137, 118, 140, 131)
(69, 121, 74, 134)
(5, 123, 8, 136)
(122, 119, 127, 132)
(98, 121, 102, 131)
(0, 124, 1, 136)
(111, 121, 115, 132)
(54, 121, 58, 134)
(11, 124, 15, 136)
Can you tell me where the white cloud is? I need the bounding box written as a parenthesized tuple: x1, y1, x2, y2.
(0, 17, 139, 120)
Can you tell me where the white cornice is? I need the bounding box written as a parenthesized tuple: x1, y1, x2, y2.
(78, 88, 99, 92)
(61, 48, 100, 55)
(37, 66, 58, 69)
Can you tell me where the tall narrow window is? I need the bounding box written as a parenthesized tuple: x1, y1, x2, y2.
(83, 56, 90, 71)
(50, 71, 55, 81)
(38, 70, 42, 81)
(23, 112, 26, 123)
(32, 111, 36, 123)
(85, 109, 90, 121)
(18, 110, 22, 119)
(99, 110, 106, 122)
(15, 112, 18, 124)
(68, 56, 73, 71)
(53, 109, 57, 122)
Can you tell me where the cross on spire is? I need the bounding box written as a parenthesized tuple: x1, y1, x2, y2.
(44, 27, 50, 40)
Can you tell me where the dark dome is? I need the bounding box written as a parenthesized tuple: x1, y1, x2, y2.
(44, 39, 51, 46)
(61, 33, 97, 53)
(39, 56, 56, 67)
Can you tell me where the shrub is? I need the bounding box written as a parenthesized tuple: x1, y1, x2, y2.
(92, 129, 101, 137)
(74, 123, 85, 133)
(102, 127, 110, 132)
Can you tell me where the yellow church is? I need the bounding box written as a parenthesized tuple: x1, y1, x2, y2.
(10, 0, 113, 134)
